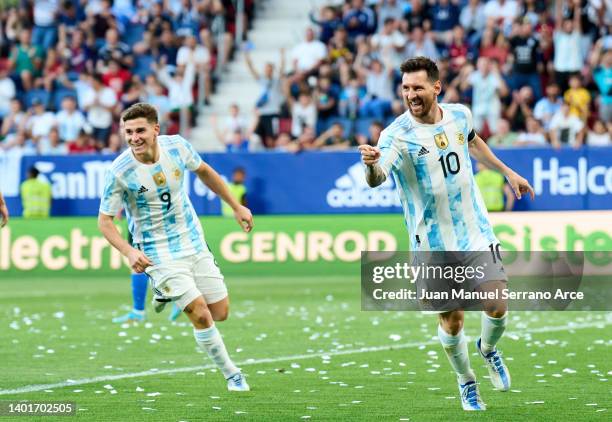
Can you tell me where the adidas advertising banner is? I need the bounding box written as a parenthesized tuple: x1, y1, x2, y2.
(2, 148, 612, 216)
(0, 211, 609, 277)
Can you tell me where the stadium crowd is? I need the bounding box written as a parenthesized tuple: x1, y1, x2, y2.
(219, 0, 610, 152)
(0, 1, 609, 155)
(0, 0, 254, 154)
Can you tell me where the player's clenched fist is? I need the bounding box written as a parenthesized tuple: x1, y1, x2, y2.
(358, 145, 381, 166)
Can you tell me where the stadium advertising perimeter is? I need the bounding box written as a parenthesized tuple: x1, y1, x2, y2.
(0, 211, 610, 277)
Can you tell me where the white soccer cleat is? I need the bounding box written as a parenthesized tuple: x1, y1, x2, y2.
(458, 380, 486, 411)
(227, 373, 250, 392)
(476, 338, 511, 391)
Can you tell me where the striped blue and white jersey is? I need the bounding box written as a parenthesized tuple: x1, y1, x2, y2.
(100, 135, 206, 264)
(378, 103, 498, 251)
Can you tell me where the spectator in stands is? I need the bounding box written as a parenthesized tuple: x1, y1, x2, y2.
(354, 120, 383, 147)
(479, 28, 510, 67)
(405, 26, 439, 61)
(564, 75, 591, 121)
(25, 99, 56, 152)
(102, 133, 125, 154)
(287, 90, 317, 139)
(339, 77, 367, 120)
(404, 0, 429, 30)
(447, 25, 470, 73)
(294, 126, 317, 152)
(533, 83, 562, 131)
(0, 99, 26, 145)
(487, 118, 518, 147)
(309, 5, 342, 44)
(55, 96, 87, 144)
(212, 104, 247, 148)
(176, 34, 211, 104)
(290, 28, 328, 77)
(483, 0, 519, 34)
(32, 0, 59, 52)
(460, 0, 486, 37)
(508, 17, 543, 99)
(144, 78, 172, 130)
(314, 122, 349, 150)
(245, 47, 285, 148)
(314, 77, 339, 126)
(371, 17, 406, 69)
(586, 120, 611, 146)
(343, 0, 376, 39)
(68, 130, 96, 154)
(9, 28, 44, 91)
(154, 29, 178, 69)
(464, 57, 508, 134)
(328, 27, 354, 64)
(102, 59, 132, 100)
(515, 116, 548, 147)
(430, 0, 460, 43)
(356, 57, 395, 120)
(97, 28, 132, 69)
(156, 58, 196, 122)
(553, 0, 583, 91)
(506, 86, 535, 131)
(62, 29, 93, 74)
(41, 127, 68, 155)
(376, 0, 404, 33)
(81, 73, 117, 147)
(590, 40, 612, 123)
(0, 65, 16, 120)
(549, 102, 585, 148)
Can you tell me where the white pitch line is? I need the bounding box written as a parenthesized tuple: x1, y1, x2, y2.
(1, 320, 609, 396)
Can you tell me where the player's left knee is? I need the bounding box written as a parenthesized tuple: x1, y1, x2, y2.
(484, 304, 507, 319)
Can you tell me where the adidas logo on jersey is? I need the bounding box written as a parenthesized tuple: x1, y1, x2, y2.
(326, 162, 401, 208)
(138, 185, 149, 194)
(417, 146, 430, 157)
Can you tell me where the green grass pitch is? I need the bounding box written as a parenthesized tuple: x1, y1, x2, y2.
(1, 275, 610, 421)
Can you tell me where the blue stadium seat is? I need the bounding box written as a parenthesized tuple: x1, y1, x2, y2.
(52, 88, 78, 111)
(134, 54, 156, 80)
(355, 118, 376, 137)
(24, 89, 51, 109)
(123, 24, 146, 45)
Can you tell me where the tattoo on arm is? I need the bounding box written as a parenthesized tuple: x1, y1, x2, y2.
(365, 165, 386, 187)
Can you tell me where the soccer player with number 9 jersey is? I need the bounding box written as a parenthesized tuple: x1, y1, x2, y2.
(99, 103, 252, 392)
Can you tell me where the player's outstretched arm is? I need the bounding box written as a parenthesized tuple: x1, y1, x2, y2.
(0, 191, 8, 227)
(194, 162, 254, 232)
(98, 213, 153, 273)
(469, 135, 535, 200)
(358, 145, 387, 187)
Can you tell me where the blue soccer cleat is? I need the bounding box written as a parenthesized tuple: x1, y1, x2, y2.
(112, 310, 145, 323)
(458, 380, 486, 411)
(476, 338, 511, 391)
(227, 372, 250, 392)
(168, 303, 182, 321)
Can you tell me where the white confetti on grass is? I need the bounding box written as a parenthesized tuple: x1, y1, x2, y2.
(586, 403, 598, 406)
(142, 407, 155, 411)
(389, 334, 402, 342)
(212, 406, 221, 410)
(136, 387, 144, 392)
(146, 392, 161, 397)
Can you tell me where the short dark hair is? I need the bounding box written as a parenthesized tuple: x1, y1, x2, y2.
(29, 166, 40, 178)
(122, 103, 159, 124)
(399, 56, 439, 82)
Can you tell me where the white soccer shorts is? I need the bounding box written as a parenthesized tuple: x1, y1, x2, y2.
(145, 250, 228, 310)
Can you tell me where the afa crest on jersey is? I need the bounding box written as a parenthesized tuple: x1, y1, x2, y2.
(456, 133, 465, 145)
(153, 171, 167, 186)
(173, 168, 181, 180)
(434, 133, 449, 149)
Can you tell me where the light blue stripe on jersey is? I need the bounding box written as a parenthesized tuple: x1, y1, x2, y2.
(410, 133, 444, 250)
(149, 163, 182, 258)
(100, 172, 117, 214)
(167, 148, 203, 252)
(124, 168, 159, 263)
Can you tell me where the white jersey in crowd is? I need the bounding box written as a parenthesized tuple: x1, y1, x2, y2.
(100, 135, 206, 264)
(377, 103, 498, 251)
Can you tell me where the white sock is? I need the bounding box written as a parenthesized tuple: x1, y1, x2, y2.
(437, 325, 475, 384)
(193, 324, 239, 379)
(480, 311, 507, 355)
